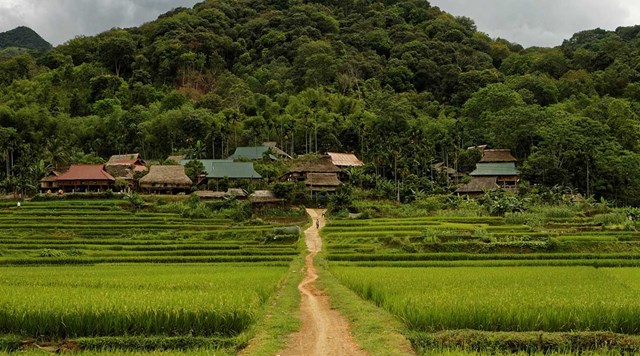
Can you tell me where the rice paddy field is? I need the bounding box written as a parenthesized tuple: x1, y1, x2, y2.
(0, 199, 301, 354)
(4, 199, 640, 355)
(324, 211, 640, 354)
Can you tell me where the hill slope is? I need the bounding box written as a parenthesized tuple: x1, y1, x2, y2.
(0, 26, 52, 51)
(0, 1, 640, 203)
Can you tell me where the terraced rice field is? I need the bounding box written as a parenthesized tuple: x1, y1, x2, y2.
(0, 199, 300, 354)
(0, 200, 298, 265)
(324, 214, 640, 354)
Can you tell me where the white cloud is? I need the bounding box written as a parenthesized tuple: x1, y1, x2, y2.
(0, 0, 201, 45)
(430, 0, 640, 47)
(2, 0, 640, 48)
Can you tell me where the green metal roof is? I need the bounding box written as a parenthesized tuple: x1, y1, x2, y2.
(181, 160, 262, 179)
(228, 146, 277, 161)
(470, 162, 518, 176)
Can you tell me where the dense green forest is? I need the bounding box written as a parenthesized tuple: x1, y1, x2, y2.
(1, 0, 640, 203)
(0, 26, 52, 51)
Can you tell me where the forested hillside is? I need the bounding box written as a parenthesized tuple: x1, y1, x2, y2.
(1, 0, 640, 203)
(0, 26, 52, 51)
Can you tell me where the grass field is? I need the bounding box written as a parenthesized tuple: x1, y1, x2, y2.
(0, 200, 298, 265)
(0, 199, 302, 354)
(324, 211, 640, 354)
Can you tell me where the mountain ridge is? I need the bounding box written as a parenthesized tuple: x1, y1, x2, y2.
(0, 26, 52, 51)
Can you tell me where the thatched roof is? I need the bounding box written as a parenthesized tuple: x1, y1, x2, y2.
(433, 162, 458, 175)
(290, 156, 341, 174)
(107, 153, 143, 164)
(139, 165, 192, 186)
(328, 152, 364, 167)
(249, 190, 283, 203)
(166, 155, 186, 163)
(39, 171, 60, 183)
(480, 149, 516, 163)
(455, 177, 499, 194)
(305, 173, 341, 187)
(226, 188, 248, 197)
(195, 191, 227, 199)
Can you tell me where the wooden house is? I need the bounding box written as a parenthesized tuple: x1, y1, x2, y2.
(105, 153, 147, 190)
(52, 165, 115, 192)
(281, 155, 341, 192)
(456, 149, 519, 196)
(39, 171, 60, 192)
(139, 165, 192, 194)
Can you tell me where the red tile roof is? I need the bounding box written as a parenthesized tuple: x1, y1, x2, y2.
(55, 165, 115, 181)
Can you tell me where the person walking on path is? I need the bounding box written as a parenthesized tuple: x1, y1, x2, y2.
(316, 219, 320, 229)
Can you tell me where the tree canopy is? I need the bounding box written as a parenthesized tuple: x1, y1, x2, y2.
(1, 1, 640, 204)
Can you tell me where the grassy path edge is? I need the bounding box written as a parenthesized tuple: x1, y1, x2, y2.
(314, 254, 416, 355)
(237, 233, 308, 355)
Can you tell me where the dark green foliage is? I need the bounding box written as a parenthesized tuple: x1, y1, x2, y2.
(478, 190, 528, 216)
(0, 27, 52, 51)
(1, 2, 640, 203)
(409, 330, 640, 354)
(329, 184, 354, 212)
(184, 159, 205, 182)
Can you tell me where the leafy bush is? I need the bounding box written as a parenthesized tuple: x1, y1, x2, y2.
(123, 193, 144, 211)
(478, 190, 528, 216)
(329, 184, 354, 212)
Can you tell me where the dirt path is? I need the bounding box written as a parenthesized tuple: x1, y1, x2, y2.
(277, 209, 368, 356)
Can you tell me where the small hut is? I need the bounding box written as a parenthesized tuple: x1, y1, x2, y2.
(249, 190, 283, 204)
(139, 166, 192, 194)
(39, 171, 60, 192)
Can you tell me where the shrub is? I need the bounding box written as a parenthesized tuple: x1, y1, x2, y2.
(329, 184, 354, 212)
(478, 190, 528, 216)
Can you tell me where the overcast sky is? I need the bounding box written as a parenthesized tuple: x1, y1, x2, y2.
(430, 0, 640, 47)
(2, 0, 640, 48)
(0, 0, 201, 45)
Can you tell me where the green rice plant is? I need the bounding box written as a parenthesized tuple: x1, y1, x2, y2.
(593, 212, 627, 227)
(0, 265, 287, 338)
(505, 212, 543, 227)
(408, 330, 640, 355)
(332, 266, 640, 334)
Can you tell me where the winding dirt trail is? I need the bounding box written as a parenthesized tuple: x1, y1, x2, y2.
(278, 209, 368, 356)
